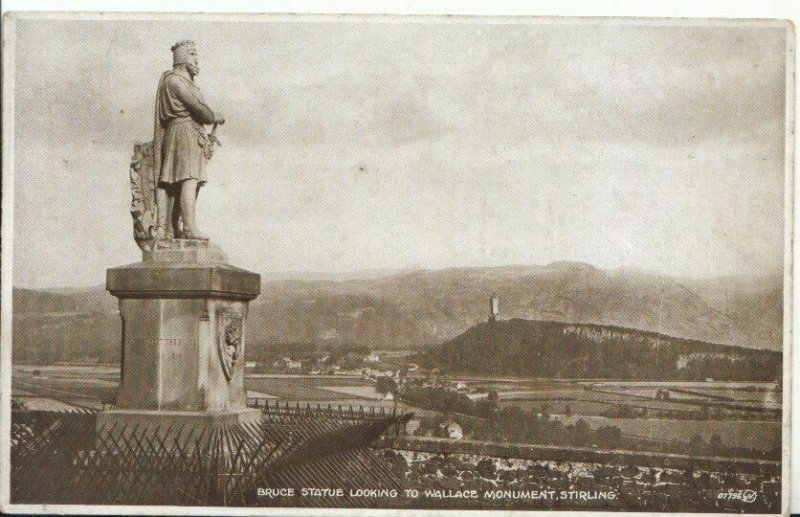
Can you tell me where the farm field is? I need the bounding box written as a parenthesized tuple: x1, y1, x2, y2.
(246, 390, 277, 399)
(16, 376, 118, 388)
(462, 380, 578, 392)
(13, 376, 116, 405)
(493, 380, 780, 414)
(456, 378, 781, 392)
(12, 367, 380, 404)
(593, 386, 781, 405)
(13, 397, 83, 412)
(499, 389, 764, 414)
(499, 398, 699, 417)
(589, 380, 780, 389)
(244, 375, 375, 400)
(319, 385, 385, 399)
(14, 364, 120, 375)
(550, 415, 781, 450)
(14, 364, 120, 381)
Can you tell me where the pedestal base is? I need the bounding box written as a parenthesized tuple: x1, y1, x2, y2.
(101, 239, 261, 447)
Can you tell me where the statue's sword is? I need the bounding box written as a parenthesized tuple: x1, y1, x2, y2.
(208, 123, 222, 147)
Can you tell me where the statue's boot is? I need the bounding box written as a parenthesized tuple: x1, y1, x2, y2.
(153, 226, 170, 240)
(179, 229, 210, 241)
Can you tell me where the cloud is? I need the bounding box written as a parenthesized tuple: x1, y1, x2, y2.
(10, 18, 789, 287)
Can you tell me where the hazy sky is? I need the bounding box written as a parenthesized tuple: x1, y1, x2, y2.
(11, 17, 789, 288)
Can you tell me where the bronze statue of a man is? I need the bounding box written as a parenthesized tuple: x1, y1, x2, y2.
(153, 40, 224, 240)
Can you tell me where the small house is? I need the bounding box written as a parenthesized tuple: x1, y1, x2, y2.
(439, 420, 463, 440)
(405, 418, 421, 435)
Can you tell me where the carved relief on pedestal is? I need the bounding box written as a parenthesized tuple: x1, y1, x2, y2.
(217, 312, 243, 381)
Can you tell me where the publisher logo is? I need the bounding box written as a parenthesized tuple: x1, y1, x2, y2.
(717, 489, 757, 503)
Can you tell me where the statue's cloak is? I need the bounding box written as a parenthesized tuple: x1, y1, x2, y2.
(127, 71, 178, 250)
(127, 72, 175, 250)
(152, 70, 171, 197)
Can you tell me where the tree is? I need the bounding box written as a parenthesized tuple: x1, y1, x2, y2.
(596, 426, 622, 449)
(709, 434, 722, 454)
(376, 376, 398, 396)
(540, 404, 551, 422)
(341, 353, 363, 371)
(689, 434, 705, 456)
(574, 419, 590, 445)
(487, 389, 499, 415)
(476, 458, 496, 479)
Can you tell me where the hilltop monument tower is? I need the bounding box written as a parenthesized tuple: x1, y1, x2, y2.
(98, 41, 260, 434)
(489, 293, 499, 323)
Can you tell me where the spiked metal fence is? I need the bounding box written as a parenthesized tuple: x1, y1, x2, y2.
(11, 408, 409, 507)
(252, 398, 397, 423)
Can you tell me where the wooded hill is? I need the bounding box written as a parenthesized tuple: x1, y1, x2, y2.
(423, 319, 782, 381)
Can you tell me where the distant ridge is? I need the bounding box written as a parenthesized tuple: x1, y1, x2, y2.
(11, 262, 783, 364)
(258, 267, 416, 283)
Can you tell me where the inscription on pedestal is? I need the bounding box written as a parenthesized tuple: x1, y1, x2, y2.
(159, 338, 197, 360)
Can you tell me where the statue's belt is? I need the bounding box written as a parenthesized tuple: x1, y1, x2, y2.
(165, 117, 203, 130)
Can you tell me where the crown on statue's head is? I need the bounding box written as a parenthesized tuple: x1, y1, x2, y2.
(171, 39, 197, 65)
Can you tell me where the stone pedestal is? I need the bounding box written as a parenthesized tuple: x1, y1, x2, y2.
(98, 240, 261, 435)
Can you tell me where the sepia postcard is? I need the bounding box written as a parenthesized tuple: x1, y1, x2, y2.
(0, 10, 794, 516)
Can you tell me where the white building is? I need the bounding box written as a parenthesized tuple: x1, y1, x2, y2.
(405, 418, 421, 435)
(274, 358, 302, 370)
(439, 420, 463, 440)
